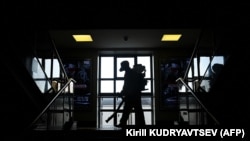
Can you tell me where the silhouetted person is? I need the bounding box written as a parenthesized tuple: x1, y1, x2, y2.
(117, 61, 145, 127)
(210, 63, 224, 87)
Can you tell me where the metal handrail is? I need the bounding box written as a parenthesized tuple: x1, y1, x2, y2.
(183, 30, 203, 80)
(28, 78, 76, 129)
(176, 77, 220, 125)
(51, 39, 69, 81)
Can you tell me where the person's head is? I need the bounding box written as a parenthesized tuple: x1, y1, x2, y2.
(119, 61, 130, 72)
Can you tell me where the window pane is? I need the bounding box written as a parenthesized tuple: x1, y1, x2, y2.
(101, 80, 114, 93)
(115, 97, 124, 110)
(144, 111, 152, 125)
(188, 67, 192, 78)
(101, 57, 114, 78)
(32, 57, 51, 93)
(211, 56, 224, 73)
(115, 80, 124, 93)
(100, 98, 113, 110)
(199, 57, 210, 76)
(137, 56, 151, 78)
(99, 55, 153, 127)
(32, 58, 44, 79)
(193, 58, 198, 77)
(100, 112, 115, 127)
(212, 56, 224, 65)
(142, 97, 152, 109)
(117, 58, 134, 77)
(45, 59, 51, 78)
(188, 82, 193, 91)
(53, 59, 60, 78)
(142, 80, 151, 93)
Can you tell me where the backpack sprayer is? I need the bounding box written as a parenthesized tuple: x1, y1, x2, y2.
(105, 64, 147, 123)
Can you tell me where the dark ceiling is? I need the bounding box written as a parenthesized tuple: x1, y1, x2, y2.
(4, 1, 248, 52)
(45, 1, 215, 50)
(49, 29, 202, 49)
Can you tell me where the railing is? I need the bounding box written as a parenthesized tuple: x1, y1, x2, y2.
(183, 30, 203, 81)
(27, 36, 77, 130)
(176, 77, 220, 125)
(28, 78, 76, 130)
(51, 39, 69, 81)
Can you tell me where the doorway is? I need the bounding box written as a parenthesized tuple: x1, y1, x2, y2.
(97, 55, 154, 128)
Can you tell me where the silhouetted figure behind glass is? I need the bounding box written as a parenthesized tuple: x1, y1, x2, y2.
(117, 61, 145, 127)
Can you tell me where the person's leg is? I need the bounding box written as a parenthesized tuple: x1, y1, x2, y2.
(118, 101, 133, 126)
(134, 99, 145, 126)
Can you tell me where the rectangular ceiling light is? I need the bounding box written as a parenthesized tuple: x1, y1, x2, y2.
(161, 34, 182, 41)
(72, 34, 93, 42)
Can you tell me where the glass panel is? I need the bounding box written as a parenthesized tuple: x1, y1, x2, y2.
(179, 85, 186, 92)
(193, 58, 198, 77)
(210, 56, 224, 75)
(144, 111, 152, 125)
(53, 59, 60, 78)
(99, 55, 153, 127)
(126, 113, 135, 125)
(100, 112, 114, 127)
(116, 57, 134, 77)
(142, 97, 152, 109)
(142, 80, 151, 93)
(115, 80, 124, 93)
(188, 67, 192, 78)
(101, 57, 114, 78)
(32, 57, 51, 93)
(199, 57, 210, 76)
(188, 82, 193, 91)
(115, 97, 124, 110)
(200, 79, 210, 92)
(100, 98, 113, 110)
(32, 58, 45, 79)
(137, 56, 151, 78)
(211, 56, 224, 66)
(200, 56, 224, 92)
(180, 111, 189, 122)
(100, 80, 114, 93)
(179, 97, 187, 109)
(188, 97, 200, 109)
(189, 112, 198, 125)
(45, 58, 60, 78)
(116, 113, 123, 125)
(45, 59, 51, 78)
